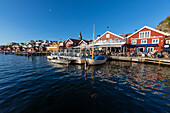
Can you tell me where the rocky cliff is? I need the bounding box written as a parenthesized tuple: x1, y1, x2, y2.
(155, 16, 170, 34)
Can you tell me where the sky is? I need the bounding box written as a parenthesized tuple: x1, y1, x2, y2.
(0, 0, 170, 45)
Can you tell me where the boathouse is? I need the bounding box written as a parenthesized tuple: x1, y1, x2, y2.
(95, 31, 125, 52)
(126, 26, 169, 53)
(164, 36, 170, 52)
(47, 44, 59, 52)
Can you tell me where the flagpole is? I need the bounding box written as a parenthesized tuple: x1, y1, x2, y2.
(92, 24, 95, 59)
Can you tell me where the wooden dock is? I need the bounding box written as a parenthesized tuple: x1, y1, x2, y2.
(15, 52, 51, 57)
(108, 56, 170, 66)
(47, 55, 86, 64)
(3, 51, 15, 55)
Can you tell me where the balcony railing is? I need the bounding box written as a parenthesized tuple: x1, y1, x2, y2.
(96, 40, 124, 44)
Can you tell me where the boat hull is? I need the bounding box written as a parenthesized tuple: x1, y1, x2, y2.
(49, 59, 71, 65)
(86, 58, 107, 65)
(47, 55, 58, 59)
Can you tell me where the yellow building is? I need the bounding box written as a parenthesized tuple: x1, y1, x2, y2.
(47, 44, 59, 52)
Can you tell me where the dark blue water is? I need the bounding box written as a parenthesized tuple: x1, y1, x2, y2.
(0, 53, 169, 113)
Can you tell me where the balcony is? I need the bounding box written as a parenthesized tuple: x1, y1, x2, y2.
(96, 40, 124, 44)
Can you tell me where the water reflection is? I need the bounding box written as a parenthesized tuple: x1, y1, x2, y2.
(50, 61, 170, 101)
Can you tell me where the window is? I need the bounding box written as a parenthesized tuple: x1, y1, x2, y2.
(152, 39, 159, 44)
(99, 39, 102, 43)
(114, 38, 119, 43)
(139, 31, 150, 38)
(147, 47, 154, 52)
(141, 40, 147, 44)
(81, 43, 85, 45)
(139, 32, 144, 38)
(106, 34, 110, 38)
(68, 42, 72, 44)
(104, 39, 107, 43)
(166, 40, 170, 44)
(109, 39, 112, 43)
(131, 40, 137, 45)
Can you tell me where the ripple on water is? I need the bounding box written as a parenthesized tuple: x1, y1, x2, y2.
(0, 55, 169, 113)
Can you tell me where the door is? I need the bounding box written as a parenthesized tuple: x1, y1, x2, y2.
(140, 48, 143, 52)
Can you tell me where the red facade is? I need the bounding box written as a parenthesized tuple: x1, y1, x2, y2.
(95, 31, 124, 43)
(127, 26, 169, 53)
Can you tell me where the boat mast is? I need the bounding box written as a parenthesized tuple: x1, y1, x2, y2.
(92, 24, 95, 59)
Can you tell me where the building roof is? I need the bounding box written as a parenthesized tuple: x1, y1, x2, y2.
(119, 33, 132, 38)
(78, 40, 93, 45)
(126, 26, 170, 39)
(166, 36, 170, 40)
(65, 38, 81, 44)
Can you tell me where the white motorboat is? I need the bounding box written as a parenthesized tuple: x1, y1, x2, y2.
(48, 57, 71, 65)
(47, 52, 59, 60)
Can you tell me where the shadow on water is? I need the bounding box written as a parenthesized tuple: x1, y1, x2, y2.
(0, 55, 169, 113)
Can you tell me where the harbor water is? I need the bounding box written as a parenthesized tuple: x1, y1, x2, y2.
(0, 53, 169, 113)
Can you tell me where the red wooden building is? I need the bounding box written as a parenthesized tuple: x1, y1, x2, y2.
(95, 31, 125, 52)
(164, 36, 170, 52)
(65, 38, 81, 48)
(126, 26, 169, 53)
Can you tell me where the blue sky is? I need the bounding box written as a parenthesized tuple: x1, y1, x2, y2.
(0, 0, 170, 45)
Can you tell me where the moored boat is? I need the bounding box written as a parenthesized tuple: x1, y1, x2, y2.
(86, 24, 107, 65)
(48, 56, 71, 65)
(47, 52, 58, 59)
(86, 56, 107, 65)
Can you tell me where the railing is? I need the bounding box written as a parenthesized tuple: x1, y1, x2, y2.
(52, 51, 91, 59)
(96, 40, 124, 44)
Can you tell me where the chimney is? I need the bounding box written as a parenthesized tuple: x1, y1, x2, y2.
(135, 29, 137, 32)
(97, 35, 100, 39)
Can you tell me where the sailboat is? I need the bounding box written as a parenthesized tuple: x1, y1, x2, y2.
(86, 25, 107, 65)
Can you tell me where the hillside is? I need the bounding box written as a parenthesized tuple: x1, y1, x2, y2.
(155, 16, 170, 34)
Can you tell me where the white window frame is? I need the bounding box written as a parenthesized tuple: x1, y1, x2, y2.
(131, 40, 137, 45)
(152, 39, 159, 44)
(139, 31, 150, 38)
(99, 39, 102, 43)
(68, 42, 73, 44)
(109, 39, 112, 43)
(104, 39, 107, 43)
(166, 40, 170, 44)
(114, 38, 119, 43)
(141, 40, 147, 44)
(106, 34, 110, 38)
(80, 43, 86, 45)
(147, 47, 154, 52)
